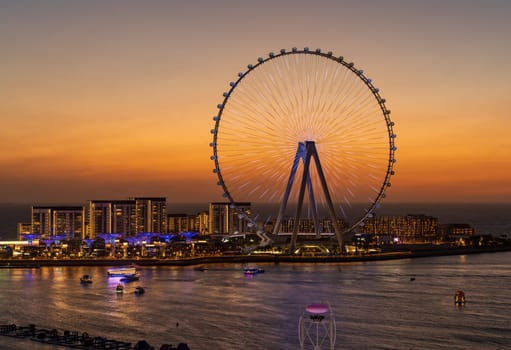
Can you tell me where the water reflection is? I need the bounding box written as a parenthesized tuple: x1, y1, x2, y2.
(0, 254, 510, 349)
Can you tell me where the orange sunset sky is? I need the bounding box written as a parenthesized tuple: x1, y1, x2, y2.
(1, 0, 510, 205)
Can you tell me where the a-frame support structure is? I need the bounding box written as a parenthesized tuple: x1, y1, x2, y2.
(272, 141, 343, 254)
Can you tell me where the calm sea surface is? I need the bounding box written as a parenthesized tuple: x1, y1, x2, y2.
(1, 252, 510, 349)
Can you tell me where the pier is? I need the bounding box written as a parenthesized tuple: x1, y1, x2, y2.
(0, 324, 190, 350)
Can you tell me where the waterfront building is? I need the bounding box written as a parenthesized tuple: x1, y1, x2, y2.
(194, 211, 209, 235)
(271, 216, 345, 237)
(208, 202, 251, 234)
(132, 197, 167, 234)
(362, 214, 439, 243)
(88, 200, 137, 237)
(438, 223, 475, 242)
(31, 206, 85, 240)
(17, 222, 32, 241)
(89, 197, 166, 237)
(167, 213, 190, 233)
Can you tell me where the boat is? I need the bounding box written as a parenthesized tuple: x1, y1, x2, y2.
(80, 275, 93, 284)
(134, 286, 145, 295)
(243, 266, 265, 275)
(454, 290, 465, 306)
(120, 273, 140, 282)
(116, 284, 124, 294)
(107, 266, 137, 277)
(194, 266, 208, 272)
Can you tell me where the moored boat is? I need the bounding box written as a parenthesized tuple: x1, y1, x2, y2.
(120, 273, 140, 282)
(454, 290, 465, 306)
(243, 266, 265, 275)
(80, 275, 93, 284)
(134, 286, 145, 295)
(116, 284, 124, 294)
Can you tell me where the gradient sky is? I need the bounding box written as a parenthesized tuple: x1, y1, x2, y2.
(1, 0, 510, 205)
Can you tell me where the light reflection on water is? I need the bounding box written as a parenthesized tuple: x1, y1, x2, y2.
(1, 252, 510, 349)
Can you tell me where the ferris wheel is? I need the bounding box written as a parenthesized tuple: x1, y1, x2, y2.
(210, 47, 396, 251)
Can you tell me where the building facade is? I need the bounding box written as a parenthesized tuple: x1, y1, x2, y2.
(208, 202, 251, 234)
(88, 197, 167, 238)
(31, 206, 85, 240)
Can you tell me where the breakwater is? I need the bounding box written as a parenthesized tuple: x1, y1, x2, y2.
(0, 323, 190, 350)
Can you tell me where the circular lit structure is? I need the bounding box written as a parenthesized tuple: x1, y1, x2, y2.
(210, 47, 396, 250)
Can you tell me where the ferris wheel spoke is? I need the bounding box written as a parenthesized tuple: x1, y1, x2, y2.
(212, 48, 396, 246)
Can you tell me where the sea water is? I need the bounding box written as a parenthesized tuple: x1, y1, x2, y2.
(1, 252, 510, 349)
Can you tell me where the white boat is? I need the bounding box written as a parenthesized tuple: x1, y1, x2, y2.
(107, 266, 137, 276)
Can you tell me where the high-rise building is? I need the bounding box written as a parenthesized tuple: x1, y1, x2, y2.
(32, 206, 85, 240)
(167, 213, 190, 233)
(208, 202, 251, 234)
(88, 200, 137, 237)
(89, 197, 166, 237)
(362, 214, 439, 243)
(132, 197, 167, 234)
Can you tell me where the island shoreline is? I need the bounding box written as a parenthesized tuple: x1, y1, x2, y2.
(1, 246, 509, 268)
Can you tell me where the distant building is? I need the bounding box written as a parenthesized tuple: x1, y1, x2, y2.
(208, 202, 251, 234)
(167, 213, 190, 233)
(362, 214, 439, 243)
(131, 197, 167, 234)
(273, 217, 345, 235)
(167, 210, 209, 235)
(88, 200, 137, 237)
(88, 197, 167, 238)
(17, 222, 32, 241)
(31, 206, 85, 240)
(439, 223, 475, 240)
